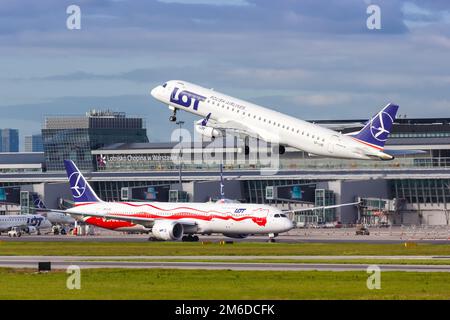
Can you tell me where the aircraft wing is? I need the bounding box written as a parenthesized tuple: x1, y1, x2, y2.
(317, 122, 365, 131)
(45, 209, 197, 228)
(206, 117, 280, 142)
(286, 201, 360, 213)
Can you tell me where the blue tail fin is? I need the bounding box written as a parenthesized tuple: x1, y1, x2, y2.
(64, 160, 102, 203)
(353, 103, 399, 149)
(31, 194, 46, 209)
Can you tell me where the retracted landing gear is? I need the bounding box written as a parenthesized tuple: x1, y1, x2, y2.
(182, 235, 199, 242)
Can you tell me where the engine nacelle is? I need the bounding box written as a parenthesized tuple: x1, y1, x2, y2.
(223, 233, 248, 239)
(151, 221, 184, 241)
(272, 145, 285, 155)
(195, 124, 222, 139)
(25, 226, 37, 234)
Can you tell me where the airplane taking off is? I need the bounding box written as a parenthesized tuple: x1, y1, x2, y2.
(151, 80, 400, 160)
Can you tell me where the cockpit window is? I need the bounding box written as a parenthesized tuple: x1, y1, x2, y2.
(280, 214, 288, 218)
(274, 214, 281, 218)
(162, 83, 167, 88)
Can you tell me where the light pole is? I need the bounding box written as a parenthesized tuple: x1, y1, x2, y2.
(176, 121, 185, 190)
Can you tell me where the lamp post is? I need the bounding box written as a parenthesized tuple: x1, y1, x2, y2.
(176, 121, 185, 190)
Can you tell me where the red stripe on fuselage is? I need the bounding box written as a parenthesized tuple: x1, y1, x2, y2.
(85, 217, 136, 230)
(351, 137, 383, 151)
(75, 203, 269, 230)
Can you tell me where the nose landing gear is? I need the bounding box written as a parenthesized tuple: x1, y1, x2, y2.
(268, 233, 277, 243)
(169, 108, 177, 122)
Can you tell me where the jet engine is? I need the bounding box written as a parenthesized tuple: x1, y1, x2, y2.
(223, 233, 248, 239)
(272, 145, 285, 155)
(195, 124, 222, 139)
(151, 221, 184, 241)
(24, 226, 37, 234)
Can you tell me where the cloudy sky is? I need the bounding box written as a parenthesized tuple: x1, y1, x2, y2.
(0, 0, 449, 148)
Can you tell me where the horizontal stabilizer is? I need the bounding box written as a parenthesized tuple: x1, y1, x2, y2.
(383, 149, 427, 156)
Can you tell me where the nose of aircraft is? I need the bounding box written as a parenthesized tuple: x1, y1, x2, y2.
(285, 218, 294, 231)
(150, 86, 159, 98)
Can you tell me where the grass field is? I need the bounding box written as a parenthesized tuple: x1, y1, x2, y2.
(1, 268, 450, 299)
(93, 258, 450, 265)
(1, 241, 450, 256)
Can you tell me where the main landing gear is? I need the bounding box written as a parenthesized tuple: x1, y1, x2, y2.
(169, 108, 177, 122)
(182, 235, 199, 242)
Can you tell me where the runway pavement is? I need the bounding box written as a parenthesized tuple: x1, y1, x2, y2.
(1, 234, 449, 244)
(0, 256, 450, 272)
(0, 256, 449, 272)
(1, 226, 449, 243)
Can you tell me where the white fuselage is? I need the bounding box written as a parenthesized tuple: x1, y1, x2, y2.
(67, 201, 293, 235)
(0, 214, 52, 233)
(151, 80, 390, 160)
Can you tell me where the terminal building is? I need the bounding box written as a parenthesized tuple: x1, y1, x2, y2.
(0, 110, 449, 226)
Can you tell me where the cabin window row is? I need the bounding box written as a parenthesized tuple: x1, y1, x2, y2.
(209, 100, 326, 143)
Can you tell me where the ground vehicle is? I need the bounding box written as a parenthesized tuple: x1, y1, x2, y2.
(52, 225, 67, 235)
(355, 225, 370, 235)
(7, 227, 22, 237)
(296, 221, 306, 228)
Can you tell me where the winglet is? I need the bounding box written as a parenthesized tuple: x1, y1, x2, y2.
(64, 160, 102, 203)
(201, 113, 212, 126)
(352, 103, 399, 150)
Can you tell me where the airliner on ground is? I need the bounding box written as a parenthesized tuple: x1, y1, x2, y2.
(0, 214, 52, 236)
(151, 80, 400, 160)
(47, 160, 357, 242)
(32, 194, 75, 226)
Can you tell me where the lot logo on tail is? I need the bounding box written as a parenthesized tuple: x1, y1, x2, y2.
(170, 87, 206, 111)
(69, 172, 86, 198)
(33, 198, 44, 208)
(370, 111, 394, 142)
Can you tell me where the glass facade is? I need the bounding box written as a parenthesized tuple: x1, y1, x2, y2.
(315, 189, 336, 222)
(42, 111, 148, 171)
(91, 179, 315, 203)
(24, 134, 44, 152)
(92, 180, 174, 202)
(245, 179, 313, 204)
(390, 179, 450, 204)
(0, 129, 19, 152)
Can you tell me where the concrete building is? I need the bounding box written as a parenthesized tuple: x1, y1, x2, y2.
(24, 134, 44, 152)
(0, 116, 449, 225)
(42, 110, 149, 171)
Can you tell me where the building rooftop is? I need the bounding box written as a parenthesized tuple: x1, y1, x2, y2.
(0, 152, 44, 165)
